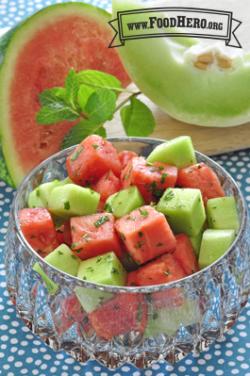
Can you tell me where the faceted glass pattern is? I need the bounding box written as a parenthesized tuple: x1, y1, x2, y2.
(4, 138, 250, 369)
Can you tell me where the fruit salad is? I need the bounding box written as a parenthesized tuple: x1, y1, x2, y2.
(18, 135, 240, 339)
(20, 134, 239, 286)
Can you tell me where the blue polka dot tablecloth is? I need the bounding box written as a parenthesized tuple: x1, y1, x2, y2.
(1, 1, 250, 376)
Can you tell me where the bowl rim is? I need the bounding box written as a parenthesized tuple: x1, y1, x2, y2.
(13, 136, 249, 294)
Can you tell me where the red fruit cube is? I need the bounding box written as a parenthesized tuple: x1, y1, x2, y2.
(121, 157, 177, 203)
(174, 234, 199, 275)
(56, 220, 72, 246)
(92, 170, 121, 209)
(19, 208, 58, 257)
(71, 213, 122, 260)
(118, 150, 138, 169)
(127, 253, 186, 286)
(88, 293, 147, 340)
(177, 162, 225, 203)
(66, 135, 121, 186)
(115, 205, 176, 265)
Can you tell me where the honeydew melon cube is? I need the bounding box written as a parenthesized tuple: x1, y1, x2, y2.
(48, 184, 100, 217)
(44, 244, 80, 276)
(77, 251, 127, 286)
(206, 197, 239, 231)
(189, 231, 203, 257)
(105, 186, 144, 218)
(157, 188, 206, 236)
(33, 244, 80, 295)
(33, 263, 59, 295)
(28, 180, 61, 208)
(144, 299, 200, 337)
(75, 287, 113, 313)
(199, 229, 235, 269)
(147, 136, 197, 168)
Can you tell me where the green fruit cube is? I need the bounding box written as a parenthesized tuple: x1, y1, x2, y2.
(105, 186, 144, 218)
(189, 231, 203, 257)
(199, 229, 235, 269)
(147, 136, 197, 168)
(28, 180, 61, 208)
(48, 184, 100, 217)
(144, 299, 200, 338)
(44, 244, 80, 276)
(33, 263, 59, 295)
(157, 188, 206, 236)
(75, 287, 112, 313)
(77, 252, 127, 286)
(206, 197, 239, 231)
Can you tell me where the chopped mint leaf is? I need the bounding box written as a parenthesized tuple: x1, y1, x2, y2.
(160, 173, 168, 184)
(139, 208, 149, 217)
(120, 97, 155, 137)
(64, 201, 70, 210)
(94, 215, 110, 228)
(70, 145, 84, 162)
(164, 189, 175, 202)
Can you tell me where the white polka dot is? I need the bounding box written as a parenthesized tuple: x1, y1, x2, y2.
(241, 363, 249, 369)
(121, 366, 131, 372)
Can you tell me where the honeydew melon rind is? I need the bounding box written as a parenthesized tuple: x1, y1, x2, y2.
(0, 3, 113, 187)
(113, 0, 250, 127)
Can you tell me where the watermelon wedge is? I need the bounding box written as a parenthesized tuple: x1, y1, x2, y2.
(0, 3, 130, 186)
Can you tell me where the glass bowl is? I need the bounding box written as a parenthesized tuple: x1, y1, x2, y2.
(4, 137, 250, 369)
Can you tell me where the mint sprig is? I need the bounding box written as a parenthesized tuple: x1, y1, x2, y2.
(36, 69, 156, 148)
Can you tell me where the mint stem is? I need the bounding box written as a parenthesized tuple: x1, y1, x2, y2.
(115, 91, 141, 113)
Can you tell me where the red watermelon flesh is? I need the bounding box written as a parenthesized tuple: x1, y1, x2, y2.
(0, 4, 130, 186)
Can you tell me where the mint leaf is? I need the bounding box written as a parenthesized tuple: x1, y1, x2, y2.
(65, 69, 79, 108)
(77, 70, 122, 91)
(85, 88, 116, 123)
(120, 97, 155, 137)
(61, 120, 106, 149)
(39, 87, 66, 106)
(77, 85, 95, 112)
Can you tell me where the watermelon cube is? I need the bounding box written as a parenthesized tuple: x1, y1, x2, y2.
(92, 170, 121, 209)
(157, 188, 206, 236)
(127, 253, 186, 286)
(121, 156, 178, 203)
(115, 205, 176, 265)
(19, 208, 58, 256)
(66, 135, 121, 186)
(118, 150, 138, 169)
(71, 213, 122, 260)
(206, 196, 239, 231)
(88, 293, 147, 340)
(174, 234, 199, 275)
(177, 162, 225, 203)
